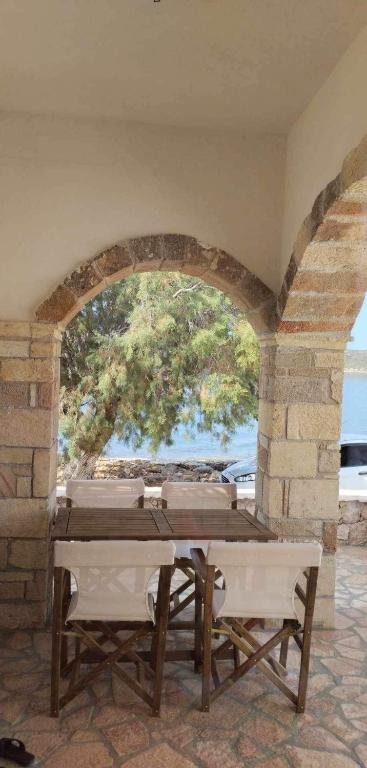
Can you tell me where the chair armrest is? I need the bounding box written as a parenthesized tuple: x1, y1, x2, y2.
(190, 547, 207, 581)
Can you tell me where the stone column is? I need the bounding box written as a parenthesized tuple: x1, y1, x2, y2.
(0, 321, 60, 629)
(256, 332, 346, 627)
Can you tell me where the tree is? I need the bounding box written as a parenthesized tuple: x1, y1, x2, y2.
(60, 272, 259, 476)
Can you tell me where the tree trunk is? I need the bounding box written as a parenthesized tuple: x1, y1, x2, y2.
(63, 453, 100, 480)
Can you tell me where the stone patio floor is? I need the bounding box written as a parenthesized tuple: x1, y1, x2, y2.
(0, 545, 367, 768)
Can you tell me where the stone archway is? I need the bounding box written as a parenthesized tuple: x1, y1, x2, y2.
(35, 234, 276, 335)
(256, 133, 367, 625)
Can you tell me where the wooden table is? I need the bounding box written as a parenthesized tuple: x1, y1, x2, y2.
(52, 506, 277, 542)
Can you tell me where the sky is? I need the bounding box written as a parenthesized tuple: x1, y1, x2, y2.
(348, 294, 367, 350)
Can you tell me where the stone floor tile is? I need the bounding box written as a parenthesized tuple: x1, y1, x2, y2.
(43, 743, 115, 767)
(103, 720, 150, 757)
(286, 746, 360, 767)
(120, 742, 198, 767)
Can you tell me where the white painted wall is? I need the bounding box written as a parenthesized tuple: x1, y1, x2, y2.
(281, 25, 367, 276)
(0, 113, 285, 319)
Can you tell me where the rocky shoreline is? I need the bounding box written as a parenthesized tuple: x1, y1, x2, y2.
(57, 456, 243, 485)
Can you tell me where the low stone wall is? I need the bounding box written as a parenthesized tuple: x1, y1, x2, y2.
(338, 500, 367, 545)
(58, 457, 241, 485)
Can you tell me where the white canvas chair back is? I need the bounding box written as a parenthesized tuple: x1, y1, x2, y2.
(162, 481, 237, 558)
(207, 542, 322, 620)
(66, 478, 145, 508)
(161, 481, 237, 509)
(54, 540, 175, 622)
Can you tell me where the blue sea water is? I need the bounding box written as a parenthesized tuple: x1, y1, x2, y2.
(105, 373, 367, 462)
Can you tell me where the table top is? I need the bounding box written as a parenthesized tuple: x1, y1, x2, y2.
(52, 506, 276, 542)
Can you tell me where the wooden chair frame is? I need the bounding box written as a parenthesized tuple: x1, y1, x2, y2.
(162, 496, 237, 653)
(51, 563, 173, 717)
(191, 547, 319, 714)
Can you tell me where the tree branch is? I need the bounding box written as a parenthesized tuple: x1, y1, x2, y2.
(172, 283, 201, 299)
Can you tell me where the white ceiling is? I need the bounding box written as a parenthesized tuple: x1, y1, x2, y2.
(0, 0, 366, 132)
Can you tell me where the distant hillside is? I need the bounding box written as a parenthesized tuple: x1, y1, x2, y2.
(345, 350, 367, 374)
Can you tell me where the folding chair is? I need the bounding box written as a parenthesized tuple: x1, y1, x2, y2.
(65, 477, 145, 509)
(161, 481, 237, 669)
(193, 541, 322, 713)
(51, 540, 175, 717)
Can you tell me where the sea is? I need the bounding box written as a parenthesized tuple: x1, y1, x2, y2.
(105, 372, 367, 463)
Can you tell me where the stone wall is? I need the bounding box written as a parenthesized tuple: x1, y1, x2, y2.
(0, 321, 60, 629)
(338, 499, 367, 545)
(59, 457, 239, 485)
(255, 332, 346, 626)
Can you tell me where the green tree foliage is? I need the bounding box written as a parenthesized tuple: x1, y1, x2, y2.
(60, 272, 259, 469)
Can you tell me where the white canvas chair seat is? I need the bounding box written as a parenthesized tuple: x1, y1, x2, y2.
(207, 542, 322, 621)
(51, 539, 175, 718)
(66, 478, 145, 508)
(55, 540, 175, 623)
(161, 481, 237, 558)
(198, 540, 323, 714)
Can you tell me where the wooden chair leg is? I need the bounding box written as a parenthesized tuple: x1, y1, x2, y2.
(279, 620, 290, 668)
(152, 565, 173, 716)
(297, 567, 318, 713)
(202, 565, 215, 712)
(50, 567, 64, 717)
(61, 570, 70, 673)
(194, 572, 202, 673)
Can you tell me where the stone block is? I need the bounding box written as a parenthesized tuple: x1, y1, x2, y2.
(0, 358, 56, 382)
(319, 449, 340, 474)
(0, 541, 7, 568)
(288, 478, 339, 519)
(302, 242, 367, 272)
(312, 596, 335, 628)
(258, 400, 286, 438)
(38, 382, 56, 409)
(257, 445, 268, 472)
(30, 341, 60, 358)
(0, 582, 25, 599)
(33, 447, 56, 497)
(0, 340, 29, 358)
(262, 476, 284, 518)
(0, 322, 31, 338)
(323, 522, 338, 553)
(317, 555, 336, 597)
(0, 465, 17, 497)
(0, 447, 33, 464)
(16, 477, 32, 498)
(288, 404, 340, 440)
(265, 517, 324, 541)
(0, 499, 49, 537)
(337, 524, 349, 542)
(349, 520, 367, 545)
(94, 244, 133, 279)
(314, 351, 345, 369)
(341, 504, 361, 524)
(26, 570, 48, 601)
(275, 348, 312, 369)
(0, 602, 46, 630)
(0, 408, 53, 447)
(283, 293, 362, 322)
(0, 382, 29, 407)
(36, 284, 79, 324)
(0, 570, 33, 581)
(273, 376, 328, 404)
(268, 442, 317, 478)
(31, 322, 61, 339)
(331, 369, 343, 402)
(9, 540, 48, 569)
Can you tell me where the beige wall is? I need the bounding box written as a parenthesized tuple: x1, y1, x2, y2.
(281, 25, 367, 277)
(0, 113, 285, 319)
